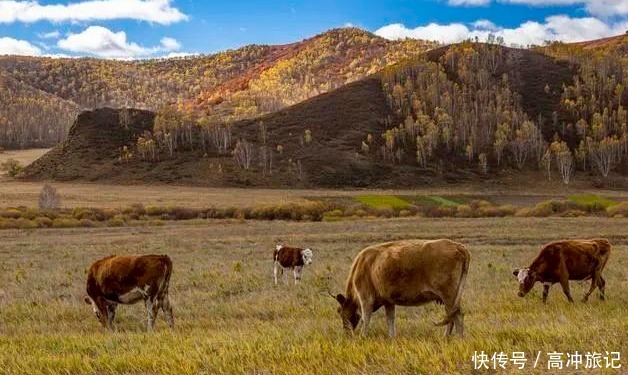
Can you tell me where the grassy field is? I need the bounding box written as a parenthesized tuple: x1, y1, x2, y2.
(0, 217, 626, 374)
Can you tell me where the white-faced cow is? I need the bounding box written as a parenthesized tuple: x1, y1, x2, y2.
(333, 239, 470, 337)
(513, 239, 611, 303)
(84, 254, 174, 330)
(273, 244, 313, 285)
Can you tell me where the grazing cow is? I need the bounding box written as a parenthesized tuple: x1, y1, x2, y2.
(273, 244, 313, 285)
(333, 239, 470, 337)
(84, 254, 174, 330)
(513, 239, 611, 303)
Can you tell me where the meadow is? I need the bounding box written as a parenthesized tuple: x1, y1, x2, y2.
(0, 216, 626, 374)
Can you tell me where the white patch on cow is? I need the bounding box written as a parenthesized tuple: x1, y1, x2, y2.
(118, 285, 150, 303)
(276, 244, 284, 251)
(517, 268, 529, 284)
(86, 296, 98, 314)
(302, 248, 313, 265)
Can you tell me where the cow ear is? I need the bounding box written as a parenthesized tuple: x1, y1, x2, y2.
(512, 269, 520, 277)
(84, 296, 91, 304)
(335, 294, 346, 305)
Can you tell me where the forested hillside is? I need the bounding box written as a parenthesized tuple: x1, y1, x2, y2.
(23, 37, 628, 188)
(0, 28, 434, 149)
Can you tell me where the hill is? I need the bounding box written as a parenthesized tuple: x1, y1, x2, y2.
(22, 38, 628, 188)
(0, 28, 435, 149)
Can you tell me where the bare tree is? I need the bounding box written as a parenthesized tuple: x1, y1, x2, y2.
(39, 184, 61, 210)
(551, 141, 574, 184)
(233, 139, 254, 170)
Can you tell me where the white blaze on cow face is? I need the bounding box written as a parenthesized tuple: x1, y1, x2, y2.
(517, 268, 529, 284)
(276, 244, 284, 252)
(302, 248, 313, 265)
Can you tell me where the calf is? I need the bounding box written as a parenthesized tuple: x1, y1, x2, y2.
(273, 244, 313, 285)
(513, 239, 611, 303)
(333, 239, 470, 337)
(84, 254, 174, 330)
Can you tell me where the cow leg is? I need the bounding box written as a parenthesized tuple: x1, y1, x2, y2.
(293, 266, 303, 285)
(384, 304, 396, 338)
(159, 294, 174, 328)
(273, 262, 279, 286)
(443, 307, 455, 337)
(542, 283, 551, 303)
(453, 310, 464, 336)
(597, 276, 606, 300)
(559, 276, 574, 303)
(359, 300, 373, 336)
(107, 303, 118, 329)
(583, 270, 601, 302)
(145, 297, 159, 330)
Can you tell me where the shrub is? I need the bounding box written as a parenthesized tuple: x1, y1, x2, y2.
(122, 203, 146, 216)
(0, 219, 17, 229)
(0, 209, 22, 219)
(424, 206, 456, 217)
(569, 195, 616, 212)
(398, 209, 413, 217)
(16, 218, 38, 229)
(73, 207, 107, 221)
(34, 217, 53, 228)
(530, 200, 568, 217)
(39, 184, 61, 211)
(1, 158, 23, 177)
(514, 207, 532, 217)
(145, 206, 167, 216)
(455, 204, 474, 218)
(20, 208, 40, 220)
(607, 202, 628, 218)
(52, 218, 81, 228)
(79, 219, 97, 227)
(167, 207, 200, 220)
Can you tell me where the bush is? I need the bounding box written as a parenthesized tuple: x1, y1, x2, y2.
(0, 209, 22, 219)
(1, 159, 23, 177)
(514, 207, 532, 217)
(455, 204, 474, 218)
(20, 208, 40, 220)
(145, 206, 167, 216)
(607, 202, 628, 218)
(16, 218, 37, 229)
(167, 207, 200, 220)
(52, 218, 81, 228)
(530, 200, 568, 217)
(34, 217, 53, 228)
(73, 207, 107, 221)
(79, 219, 97, 227)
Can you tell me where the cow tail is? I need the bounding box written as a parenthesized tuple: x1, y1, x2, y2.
(159, 255, 173, 298)
(434, 244, 470, 326)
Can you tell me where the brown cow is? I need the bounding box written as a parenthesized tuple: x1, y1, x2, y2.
(333, 239, 470, 337)
(273, 244, 313, 285)
(84, 254, 174, 330)
(513, 239, 611, 303)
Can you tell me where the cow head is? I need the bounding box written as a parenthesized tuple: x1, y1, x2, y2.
(513, 268, 537, 297)
(84, 295, 108, 328)
(334, 293, 360, 333)
(302, 248, 313, 266)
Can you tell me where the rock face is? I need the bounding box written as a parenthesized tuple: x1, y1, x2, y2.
(22, 108, 154, 181)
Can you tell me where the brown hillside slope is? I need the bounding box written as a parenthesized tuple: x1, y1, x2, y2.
(23, 108, 154, 181)
(0, 28, 434, 149)
(22, 41, 628, 188)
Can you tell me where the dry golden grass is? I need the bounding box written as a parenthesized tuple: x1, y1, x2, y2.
(2, 180, 628, 209)
(0, 148, 49, 178)
(0, 216, 626, 374)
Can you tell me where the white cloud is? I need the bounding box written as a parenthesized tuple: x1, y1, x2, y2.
(375, 15, 628, 46)
(160, 37, 180, 51)
(57, 26, 181, 58)
(448, 0, 490, 5)
(38, 30, 60, 39)
(0, 37, 41, 55)
(0, 0, 188, 25)
(448, 0, 628, 17)
(472, 19, 498, 30)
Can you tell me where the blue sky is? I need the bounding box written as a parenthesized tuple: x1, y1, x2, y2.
(0, 0, 627, 58)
